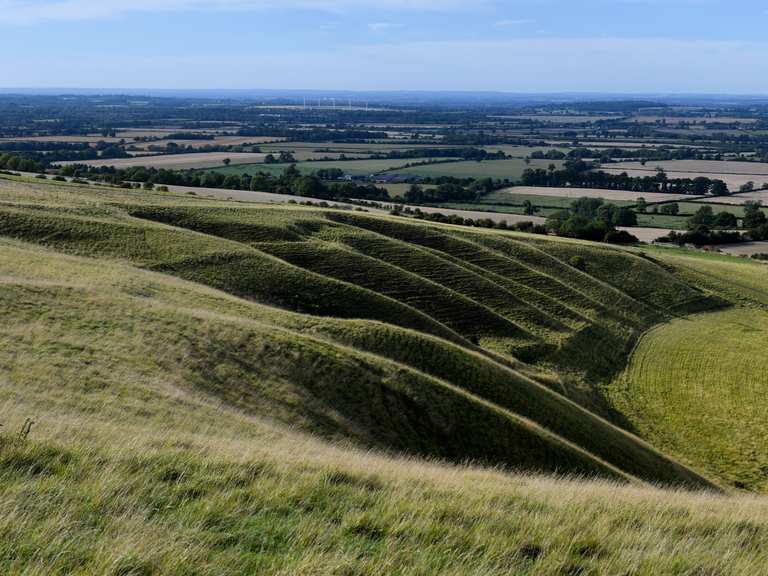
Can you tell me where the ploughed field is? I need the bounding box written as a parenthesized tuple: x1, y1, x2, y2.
(3, 175, 768, 573)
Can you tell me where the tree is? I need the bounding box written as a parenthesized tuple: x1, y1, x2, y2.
(636, 197, 647, 213)
(713, 211, 738, 228)
(223, 158, 231, 166)
(740, 181, 755, 193)
(688, 205, 716, 229)
(659, 203, 679, 215)
(291, 176, 324, 197)
(522, 199, 538, 215)
(743, 201, 767, 229)
(710, 180, 730, 196)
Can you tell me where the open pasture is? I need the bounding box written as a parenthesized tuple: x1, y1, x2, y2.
(390, 159, 563, 181)
(210, 157, 437, 177)
(613, 308, 768, 490)
(66, 151, 267, 170)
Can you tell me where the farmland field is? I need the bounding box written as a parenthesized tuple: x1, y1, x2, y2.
(608, 160, 768, 177)
(692, 190, 768, 205)
(719, 242, 768, 256)
(613, 308, 768, 490)
(495, 186, 691, 203)
(209, 158, 439, 177)
(67, 152, 267, 170)
(128, 135, 282, 150)
(389, 159, 563, 181)
(601, 167, 762, 192)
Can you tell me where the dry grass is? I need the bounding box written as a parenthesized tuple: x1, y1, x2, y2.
(2, 408, 768, 575)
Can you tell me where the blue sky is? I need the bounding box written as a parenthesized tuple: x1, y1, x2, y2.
(3, 0, 768, 93)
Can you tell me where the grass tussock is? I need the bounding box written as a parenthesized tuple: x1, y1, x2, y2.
(0, 416, 767, 576)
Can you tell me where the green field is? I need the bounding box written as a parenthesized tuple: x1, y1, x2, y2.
(208, 158, 432, 177)
(5, 176, 768, 573)
(636, 213, 689, 229)
(479, 191, 636, 209)
(389, 158, 564, 181)
(430, 202, 564, 218)
(613, 308, 768, 490)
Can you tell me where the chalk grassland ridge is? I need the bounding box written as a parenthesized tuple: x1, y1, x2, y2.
(4, 178, 768, 573)
(0, 177, 719, 488)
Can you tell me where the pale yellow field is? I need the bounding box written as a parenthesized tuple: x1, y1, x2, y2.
(0, 135, 124, 144)
(692, 190, 768, 205)
(505, 186, 693, 202)
(129, 135, 282, 150)
(608, 160, 768, 176)
(631, 116, 758, 125)
(63, 151, 267, 170)
(601, 160, 768, 192)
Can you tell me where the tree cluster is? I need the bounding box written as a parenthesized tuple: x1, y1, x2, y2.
(545, 197, 639, 244)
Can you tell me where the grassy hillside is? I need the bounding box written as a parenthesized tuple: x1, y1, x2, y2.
(4, 417, 768, 576)
(0, 176, 722, 485)
(5, 176, 768, 572)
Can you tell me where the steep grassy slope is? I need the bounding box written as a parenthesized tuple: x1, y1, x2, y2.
(0, 178, 721, 488)
(6, 177, 768, 573)
(4, 418, 768, 576)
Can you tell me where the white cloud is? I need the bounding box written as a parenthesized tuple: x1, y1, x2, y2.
(6, 37, 768, 93)
(494, 19, 532, 27)
(0, 0, 481, 23)
(368, 22, 401, 32)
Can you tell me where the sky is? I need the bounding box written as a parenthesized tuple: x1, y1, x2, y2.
(3, 0, 768, 93)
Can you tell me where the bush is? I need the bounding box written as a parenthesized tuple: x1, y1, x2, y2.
(604, 230, 640, 245)
(569, 256, 587, 271)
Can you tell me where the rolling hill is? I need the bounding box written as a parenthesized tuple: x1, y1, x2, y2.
(3, 174, 768, 573)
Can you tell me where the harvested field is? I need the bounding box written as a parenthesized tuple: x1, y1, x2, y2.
(691, 190, 768, 205)
(608, 160, 768, 176)
(631, 116, 759, 125)
(0, 135, 124, 144)
(130, 136, 282, 150)
(499, 186, 693, 202)
(496, 115, 617, 123)
(718, 242, 768, 257)
(65, 152, 267, 170)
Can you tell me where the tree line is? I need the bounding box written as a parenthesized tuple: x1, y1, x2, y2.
(521, 160, 730, 196)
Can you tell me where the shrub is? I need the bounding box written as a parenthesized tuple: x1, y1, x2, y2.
(569, 256, 587, 271)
